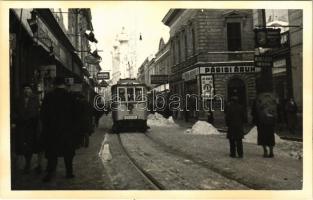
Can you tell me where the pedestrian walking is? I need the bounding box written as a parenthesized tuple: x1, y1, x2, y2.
(13, 84, 40, 173)
(40, 77, 79, 182)
(252, 93, 277, 158)
(207, 110, 214, 125)
(225, 96, 245, 158)
(285, 98, 298, 134)
(75, 94, 94, 148)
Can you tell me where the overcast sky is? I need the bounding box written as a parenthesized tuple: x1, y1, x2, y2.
(90, 2, 171, 73)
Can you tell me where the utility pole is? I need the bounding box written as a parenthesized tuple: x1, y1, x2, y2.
(258, 9, 273, 93)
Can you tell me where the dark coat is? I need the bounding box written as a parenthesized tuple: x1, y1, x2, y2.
(41, 88, 78, 158)
(76, 98, 94, 135)
(251, 99, 275, 146)
(15, 95, 40, 155)
(225, 101, 245, 139)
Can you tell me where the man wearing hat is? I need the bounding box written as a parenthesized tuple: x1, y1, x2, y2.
(41, 77, 79, 182)
(225, 95, 245, 158)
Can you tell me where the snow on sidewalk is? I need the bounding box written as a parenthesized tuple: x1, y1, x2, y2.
(243, 126, 302, 160)
(185, 121, 220, 135)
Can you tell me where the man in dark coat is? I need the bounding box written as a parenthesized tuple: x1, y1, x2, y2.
(14, 84, 40, 173)
(225, 96, 245, 158)
(41, 77, 78, 182)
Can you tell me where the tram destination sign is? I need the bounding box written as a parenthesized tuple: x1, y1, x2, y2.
(97, 72, 110, 80)
(150, 75, 169, 84)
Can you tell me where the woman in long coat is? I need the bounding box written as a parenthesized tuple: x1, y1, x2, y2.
(15, 85, 40, 172)
(225, 96, 245, 158)
(252, 93, 277, 158)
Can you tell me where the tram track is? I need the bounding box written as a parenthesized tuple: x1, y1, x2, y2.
(116, 133, 165, 190)
(142, 132, 256, 189)
(116, 131, 249, 190)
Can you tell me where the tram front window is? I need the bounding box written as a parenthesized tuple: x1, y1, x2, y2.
(118, 88, 126, 101)
(127, 88, 134, 101)
(135, 88, 143, 101)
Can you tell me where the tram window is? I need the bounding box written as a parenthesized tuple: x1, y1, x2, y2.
(118, 88, 126, 101)
(135, 88, 143, 101)
(127, 88, 135, 101)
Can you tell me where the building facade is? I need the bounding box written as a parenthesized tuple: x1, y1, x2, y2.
(288, 9, 303, 129)
(152, 38, 170, 92)
(162, 9, 257, 122)
(9, 9, 89, 103)
(288, 10, 302, 110)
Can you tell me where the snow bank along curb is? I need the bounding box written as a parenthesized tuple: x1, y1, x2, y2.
(185, 121, 220, 135)
(243, 126, 302, 160)
(147, 113, 178, 127)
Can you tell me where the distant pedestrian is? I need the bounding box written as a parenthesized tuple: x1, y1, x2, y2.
(207, 110, 214, 125)
(285, 98, 298, 134)
(252, 93, 277, 158)
(14, 84, 40, 173)
(225, 96, 245, 158)
(41, 77, 79, 182)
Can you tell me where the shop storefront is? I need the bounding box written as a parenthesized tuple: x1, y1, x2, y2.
(170, 61, 259, 122)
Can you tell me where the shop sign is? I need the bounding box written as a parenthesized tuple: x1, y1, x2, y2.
(273, 59, 286, 68)
(182, 68, 199, 81)
(254, 28, 281, 48)
(201, 75, 214, 98)
(254, 55, 273, 68)
(150, 75, 169, 84)
(97, 72, 110, 80)
(85, 54, 101, 65)
(200, 65, 257, 74)
(99, 80, 109, 87)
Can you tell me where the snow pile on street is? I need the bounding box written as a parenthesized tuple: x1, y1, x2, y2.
(98, 134, 112, 163)
(243, 126, 284, 144)
(185, 121, 220, 135)
(147, 113, 178, 127)
(243, 126, 302, 160)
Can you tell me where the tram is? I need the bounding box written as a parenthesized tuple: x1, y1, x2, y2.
(111, 78, 149, 133)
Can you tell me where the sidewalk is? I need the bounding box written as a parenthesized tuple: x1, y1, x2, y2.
(174, 118, 303, 142)
(11, 125, 113, 190)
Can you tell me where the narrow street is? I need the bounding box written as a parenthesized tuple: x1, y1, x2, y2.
(12, 114, 302, 190)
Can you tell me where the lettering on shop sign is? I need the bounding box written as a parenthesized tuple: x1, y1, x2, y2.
(200, 66, 257, 74)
